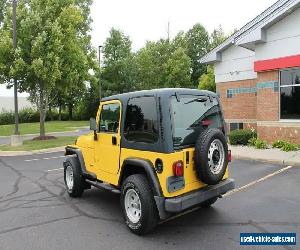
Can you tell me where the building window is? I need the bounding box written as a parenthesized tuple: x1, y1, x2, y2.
(124, 96, 159, 143)
(229, 123, 243, 131)
(227, 89, 232, 98)
(280, 68, 300, 119)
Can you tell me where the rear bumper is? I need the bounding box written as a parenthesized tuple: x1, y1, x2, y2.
(164, 178, 235, 213)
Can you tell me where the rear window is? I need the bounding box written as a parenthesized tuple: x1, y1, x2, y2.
(171, 95, 223, 148)
(124, 96, 159, 143)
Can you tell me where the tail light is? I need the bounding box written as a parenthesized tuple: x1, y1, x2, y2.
(201, 120, 213, 126)
(173, 160, 184, 177)
(228, 150, 232, 162)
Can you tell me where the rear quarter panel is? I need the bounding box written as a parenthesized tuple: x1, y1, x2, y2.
(120, 147, 229, 198)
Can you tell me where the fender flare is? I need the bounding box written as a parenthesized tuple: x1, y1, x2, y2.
(119, 158, 170, 220)
(119, 158, 163, 197)
(64, 146, 96, 181)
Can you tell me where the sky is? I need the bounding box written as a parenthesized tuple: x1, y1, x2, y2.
(0, 0, 277, 97)
(90, 0, 277, 50)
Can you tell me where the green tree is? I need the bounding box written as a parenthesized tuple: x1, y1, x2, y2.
(172, 31, 188, 51)
(163, 48, 191, 88)
(198, 65, 215, 92)
(186, 23, 210, 86)
(0, 0, 8, 25)
(0, 0, 97, 137)
(197, 25, 228, 93)
(210, 25, 227, 50)
(102, 28, 137, 95)
(136, 39, 174, 89)
(78, 80, 100, 119)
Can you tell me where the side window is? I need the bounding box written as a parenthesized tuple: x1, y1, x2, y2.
(124, 96, 158, 143)
(99, 103, 120, 133)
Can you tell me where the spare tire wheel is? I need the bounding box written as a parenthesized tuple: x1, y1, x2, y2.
(194, 128, 228, 185)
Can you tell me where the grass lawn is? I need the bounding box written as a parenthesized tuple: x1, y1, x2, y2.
(0, 120, 88, 136)
(0, 136, 77, 151)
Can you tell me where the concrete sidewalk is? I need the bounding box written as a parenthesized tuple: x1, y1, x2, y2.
(0, 127, 89, 145)
(230, 145, 300, 167)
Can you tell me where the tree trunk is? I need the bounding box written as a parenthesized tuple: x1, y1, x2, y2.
(49, 105, 54, 121)
(68, 103, 73, 120)
(39, 90, 46, 137)
(58, 102, 62, 121)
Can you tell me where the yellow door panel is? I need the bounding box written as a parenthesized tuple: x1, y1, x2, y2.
(94, 100, 121, 184)
(95, 133, 120, 174)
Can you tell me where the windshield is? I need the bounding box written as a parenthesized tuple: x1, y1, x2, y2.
(171, 95, 224, 149)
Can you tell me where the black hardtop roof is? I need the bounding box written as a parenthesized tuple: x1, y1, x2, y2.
(101, 88, 217, 102)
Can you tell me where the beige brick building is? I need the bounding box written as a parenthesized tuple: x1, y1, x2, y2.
(201, 0, 300, 144)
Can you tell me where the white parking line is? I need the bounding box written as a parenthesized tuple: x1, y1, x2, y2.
(25, 155, 65, 162)
(162, 165, 294, 223)
(47, 167, 64, 172)
(223, 165, 293, 197)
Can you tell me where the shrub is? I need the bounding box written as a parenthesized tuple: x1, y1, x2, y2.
(19, 108, 40, 123)
(282, 143, 298, 152)
(229, 129, 257, 145)
(253, 138, 268, 149)
(0, 110, 14, 125)
(0, 108, 77, 125)
(248, 137, 268, 149)
(248, 137, 257, 147)
(272, 140, 299, 152)
(272, 140, 286, 149)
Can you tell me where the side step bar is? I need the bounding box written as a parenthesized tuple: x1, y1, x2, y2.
(85, 179, 120, 194)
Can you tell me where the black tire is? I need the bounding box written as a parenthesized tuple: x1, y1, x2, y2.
(201, 197, 218, 207)
(64, 156, 84, 197)
(195, 128, 228, 185)
(120, 174, 158, 235)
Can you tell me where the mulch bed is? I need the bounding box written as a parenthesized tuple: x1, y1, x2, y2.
(32, 136, 57, 141)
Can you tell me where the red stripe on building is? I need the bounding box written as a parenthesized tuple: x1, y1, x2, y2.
(254, 54, 300, 72)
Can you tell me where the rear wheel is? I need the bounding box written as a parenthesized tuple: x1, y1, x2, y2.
(64, 156, 84, 197)
(121, 174, 158, 235)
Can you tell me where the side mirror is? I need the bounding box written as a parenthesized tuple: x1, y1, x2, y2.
(90, 118, 96, 131)
(90, 118, 98, 141)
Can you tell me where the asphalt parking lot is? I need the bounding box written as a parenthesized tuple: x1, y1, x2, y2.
(0, 152, 299, 250)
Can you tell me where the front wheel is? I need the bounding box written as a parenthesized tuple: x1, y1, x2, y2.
(64, 156, 84, 197)
(120, 174, 158, 235)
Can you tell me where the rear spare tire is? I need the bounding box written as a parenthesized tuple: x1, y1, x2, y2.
(195, 128, 228, 185)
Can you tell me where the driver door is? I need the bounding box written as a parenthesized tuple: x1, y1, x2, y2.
(94, 100, 121, 182)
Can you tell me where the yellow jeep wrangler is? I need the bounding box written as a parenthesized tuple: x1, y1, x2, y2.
(63, 88, 235, 235)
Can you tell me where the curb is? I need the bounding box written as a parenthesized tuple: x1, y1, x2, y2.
(232, 153, 300, 167)
(0, 146, 65, 156)
(232, 154, 284, 165)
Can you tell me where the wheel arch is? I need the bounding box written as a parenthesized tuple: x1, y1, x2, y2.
(64, 146, 87, 175)
(118, 158, 163, 197)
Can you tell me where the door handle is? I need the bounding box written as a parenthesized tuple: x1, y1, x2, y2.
(112, 136, 117, 145)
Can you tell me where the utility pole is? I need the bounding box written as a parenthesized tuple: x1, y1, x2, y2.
(11, 0, 22, 146)
(98, 45, 103, 101)
(167, 21, 170, 42)
(13, 0, 19, 135)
